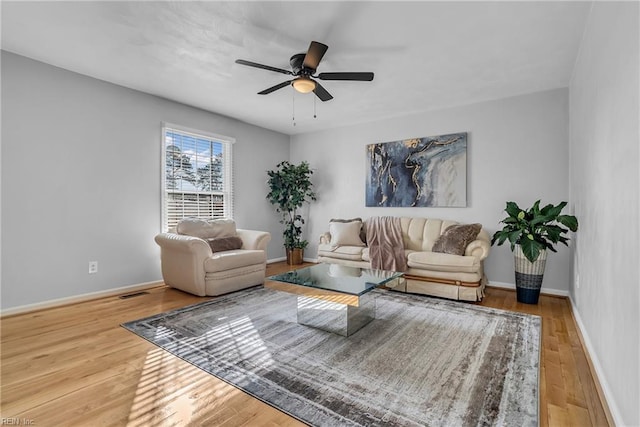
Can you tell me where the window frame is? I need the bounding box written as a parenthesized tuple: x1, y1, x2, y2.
(160, 122, 235, 232)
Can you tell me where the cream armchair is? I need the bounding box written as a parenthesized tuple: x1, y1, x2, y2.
(155, 219, 271, 296)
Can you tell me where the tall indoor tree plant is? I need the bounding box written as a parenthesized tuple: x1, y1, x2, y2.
(267, 161, 316, 265)
(491, 200, 578, 304)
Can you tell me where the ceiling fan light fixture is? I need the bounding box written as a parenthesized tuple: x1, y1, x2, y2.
(292, 77, 316, 94)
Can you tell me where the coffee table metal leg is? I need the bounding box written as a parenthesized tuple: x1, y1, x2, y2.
(296, 292, 376, 336)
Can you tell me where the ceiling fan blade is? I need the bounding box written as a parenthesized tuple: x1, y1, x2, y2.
(235, 59, 293, 76)
(313, 82, 333, 102)
(303, 41, 328, 70)
(258, 80, 293, 95)
(317, 72, 374, 81)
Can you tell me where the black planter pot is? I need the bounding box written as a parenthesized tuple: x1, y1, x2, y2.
(513, 245, 547, 304)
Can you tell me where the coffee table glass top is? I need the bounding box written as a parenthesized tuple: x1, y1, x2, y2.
(268, 263, 403, 296)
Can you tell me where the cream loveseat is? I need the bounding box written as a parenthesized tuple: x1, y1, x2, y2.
(317, 217, 491, 301)
(155, 218, 271, 297)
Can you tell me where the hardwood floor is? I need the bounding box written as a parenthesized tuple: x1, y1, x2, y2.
(1, 262, 611, 426)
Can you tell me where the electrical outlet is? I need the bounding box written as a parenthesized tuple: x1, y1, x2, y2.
(89, 261, 98, 274)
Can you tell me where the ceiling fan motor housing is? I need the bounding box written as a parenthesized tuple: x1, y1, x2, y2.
(290, 53, 312, 75)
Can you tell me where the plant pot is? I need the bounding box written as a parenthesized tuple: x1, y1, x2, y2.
(513, 245, 547, 304)
(286, 248, 304, 265)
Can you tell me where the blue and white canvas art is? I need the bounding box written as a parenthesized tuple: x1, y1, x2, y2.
(366, 132, 467, 207)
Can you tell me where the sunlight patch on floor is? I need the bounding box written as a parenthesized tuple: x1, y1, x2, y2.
(125, 316, 274, 425)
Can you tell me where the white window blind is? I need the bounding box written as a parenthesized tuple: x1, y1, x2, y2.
(162, 124, 234, 231)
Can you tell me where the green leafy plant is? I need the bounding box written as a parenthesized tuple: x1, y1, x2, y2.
(491, 200, 579, 263)
(266, 161, 316, 249)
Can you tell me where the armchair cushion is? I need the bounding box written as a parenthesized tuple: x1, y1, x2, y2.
(204, 250, 267, 273)
(176, 217, 236, 239)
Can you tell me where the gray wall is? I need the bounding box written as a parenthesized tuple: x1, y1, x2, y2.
(291, 88, 571, 292)
(1, 51, 289, 310)
(569, 2, 640, 425)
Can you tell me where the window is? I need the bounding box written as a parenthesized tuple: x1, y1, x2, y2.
(162, 124, 234, 231)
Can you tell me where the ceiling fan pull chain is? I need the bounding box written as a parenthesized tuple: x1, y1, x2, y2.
(292, 91, 296, 126)
(314, 95, 317, 119)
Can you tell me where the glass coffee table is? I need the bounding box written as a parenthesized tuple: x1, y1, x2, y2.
(267, 263, 404, 336)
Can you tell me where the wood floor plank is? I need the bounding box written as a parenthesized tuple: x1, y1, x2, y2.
(558, 338, 588, 408)
(568, 403, 594, 427)
(540, 363, 549, 427)
(548, 403, 572, 426)
(1, 263, 610, 426)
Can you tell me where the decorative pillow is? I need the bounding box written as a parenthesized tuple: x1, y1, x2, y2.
(206, 236, 243, 252)
(432, 223, 482, 256)
(330, 218, 366, 245)
(176, 218, 236, 239)
(330, 217, 363, 223)
(329, 220, 366, 249)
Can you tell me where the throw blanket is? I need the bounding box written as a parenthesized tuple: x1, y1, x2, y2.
(366, 216, 407, 272)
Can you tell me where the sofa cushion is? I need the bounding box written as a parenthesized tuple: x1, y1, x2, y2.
(207, 236, 243, 252)
(407, 251, 480, 273)
(432, 223, 482, 256)
(362, 248, 415, 263)
(204, 249, 266, 273)
(400, 218, 460, 251)
(318, 244, 365, 261)
(176, 218, 236, 239)
(329, 220, 365, 249)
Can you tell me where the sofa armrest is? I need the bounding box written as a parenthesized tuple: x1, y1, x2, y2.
(464, 239, 491, 261)
(320, 232, 331, 245)
(236, 229, 271, 251)
(154, 233, 212, 296)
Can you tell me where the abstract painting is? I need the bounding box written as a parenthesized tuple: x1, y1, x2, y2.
(366, 132, 467, 207)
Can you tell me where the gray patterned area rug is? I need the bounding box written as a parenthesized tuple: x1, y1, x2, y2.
(122, 287, 540, 426)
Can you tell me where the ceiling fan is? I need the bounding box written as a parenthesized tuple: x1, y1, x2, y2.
(235, 41, 374, 102)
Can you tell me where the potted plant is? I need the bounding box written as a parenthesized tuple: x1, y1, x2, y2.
(491, 200, 578, 304)
(266, 161, 316, 265)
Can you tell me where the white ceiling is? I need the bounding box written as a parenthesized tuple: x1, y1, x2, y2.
(1, 1, 591, 135)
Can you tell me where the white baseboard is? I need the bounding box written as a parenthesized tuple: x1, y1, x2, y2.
(6, 257, 309, 315)
(488, 280, 569, 297)
(568, 297, 622, 426)
(0, 280, 165, 318)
